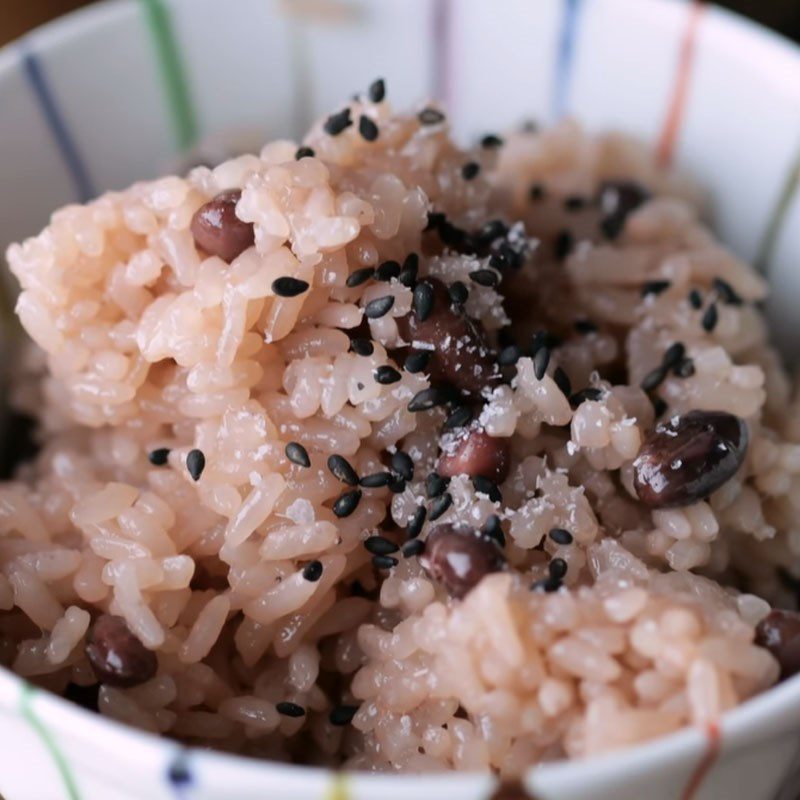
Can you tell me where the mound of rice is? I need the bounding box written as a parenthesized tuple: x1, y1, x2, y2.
(1, 82, 798, 773)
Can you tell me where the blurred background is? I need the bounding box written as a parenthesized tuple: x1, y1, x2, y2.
(1, 0, 799, 47)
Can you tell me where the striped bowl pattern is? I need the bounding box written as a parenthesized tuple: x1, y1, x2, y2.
(1, 1, 800, 798)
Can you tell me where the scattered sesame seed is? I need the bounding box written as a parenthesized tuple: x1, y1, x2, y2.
(360, 472, 392, 488)
(346, 267, 375, 287)
(364, 536, 399, 555)
(468, 269, 499, 288)
(426, 472, 450, 498)
(329, 704, 359, 726)
(674, 357, 695, 378)
(480, 134, 504, 149)
(148, 448, 170, 466)
(650, 395, 668, 417)
(408, 387, 448, 412)
(662, 342, 685, 370)
(186, 449, 205, 481)
(573, 319, 598, 334)
(327, 455, 359, 486)
(531, 578, 560, 593)
(349, 338, 374, 356)
(358, 115, 379, 141)
(333, 489, 362, 518)
(444, 405, 473, 430)
(529, 183, 546, 202)
(688, 289, 703, 309)
(302, 560, 323, 582)
(388, 475, 407, 494)
(375, 260, 400, 282)
(295, 146, 315, 160)
(407, 505, 427, 538)
(702, 303, 719, 332)
(549, 528, 573, 545)
(640, 366, 667, 392)
(461, 161, 480, 180)
(569, 387, 603, 408)
(425, 211, 446, 232)
(554, 230, 574, 261)
(324, 108, 353, 136)
(402, 539, 425, 558)
(391, 451, 414, 481)
(713, 277, 742, 305)
(482, 514, 505, 547)
(413, 281, 435, 321)
(276, 702, 305, 717)
(553, 367, 572, 397)
(448, 281, 469, 305)
(272, 277, 310, 297)
(398, 253, 419, 287)
(473, 475, 501, 503)
(549, 558, 568, 579)
(285, 442, 310, 468)
(498, 345, 523, 366)
(372, 554, 399, 569)
(533, 346, 551, 380)
(404, 350, 432, 373)
(600, 214, 625, 240)
(368, 78, 386, 103)
(564, 195, 587, 211)
(429, 492, 453, 521)
(364, 295, 395, 319)
(642, 280, 671, 297)
(418, 107, 445, 125)
(374, 365, 402, 385)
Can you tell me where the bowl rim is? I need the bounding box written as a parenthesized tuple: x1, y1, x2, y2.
(1, 0, 800, 793)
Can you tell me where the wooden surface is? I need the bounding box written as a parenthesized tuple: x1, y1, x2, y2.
(0, 1, 798, 48)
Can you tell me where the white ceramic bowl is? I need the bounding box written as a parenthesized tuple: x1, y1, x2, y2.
(1, 1, 800, 798)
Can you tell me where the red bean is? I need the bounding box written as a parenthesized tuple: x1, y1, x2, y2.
(85, 614, 157, 688)
(419, 524, 505, 599)
(190, 189, 255, 262)
(396, 278, 500, 398)
(755, 609, 800, 680)
(437, 427, 511, 483)
(633, 410, 748, 508)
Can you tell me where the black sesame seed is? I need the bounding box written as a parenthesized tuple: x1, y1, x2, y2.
(404, 350, 432, 374)
(329, 704, 359, 726)
(302, 560, 323, 581)
(285, 441, 310, 468)
(357, 382, 365, 391)
(346, 267, 375, 287)
(650, 394, 668, 417)
(388, 475, 407, 494)
(186, 449, 205, 481)
(360, 471, 392, 488)
(418, 107, 445, 125)
(674, 357, 695, 378)
(701, 303, 719, 332)
(462, 161, 480, 181)
(533, 347, 551, 380)
(398, 253, 419, 287)
(372, 555, 398, 569)
(272, 277, 310, 297)
(553, 366, 572, 397)
(482, 514, 505, 547)
(444, 405, 473, 430)
(480, 134, 504, 149)
(364, 295, 395, 319)
(407, 505, 427, 538)
(429, 492, 453, 521)
(374, 365, 402, 385)
(327, 455, 359, 486)
(642, 280, 671, 297)
(364, 535, 399, 555)
(295, 146, 315, 160)
(472, 476, 501, 503)
(688, 289, 703, 309)
(276, 701, 306, 717)
(358, 115, 379, 142)
(375, 260, 401, 282)
(713, 277, 742, 306)
(333, 489, 362, 518)
(426, 472, 450, 498)
(324, 108, 353, 136)
(368, 78, 386, 103)
(425, 211, 446, 232)
(531, 578, 560, 593)
(498, 345, 523, 366)
(549, 558, 568, 580)
(549, 528, 573, 545)
(574, 319, 598, 334)
(349, 338, 374, 356)
(564, 195, 587, 211)
(600, 214, 625, 240)
(554, 230, 574, 261)
(148, 448, 170, 466)
(448, 281, 469, 306)
(468, 269, 499, 288)
(413, 281, 435, 322)
(402, 539, 426, 558)
(529, 183, 546, 202)
(569, 388, 603, 408)
(391, 451, 414, 482)
(662, 342, 686, 370)
(408, 387, 448, 412)
(640, 366, 667, 392)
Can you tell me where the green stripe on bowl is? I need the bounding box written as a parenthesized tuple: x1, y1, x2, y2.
(20, 683, 82, 800)
(139, 0, 199, 152)
(756, 146, 800, 274)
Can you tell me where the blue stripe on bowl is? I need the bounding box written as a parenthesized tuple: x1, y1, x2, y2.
(551, 0, 584, 121)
